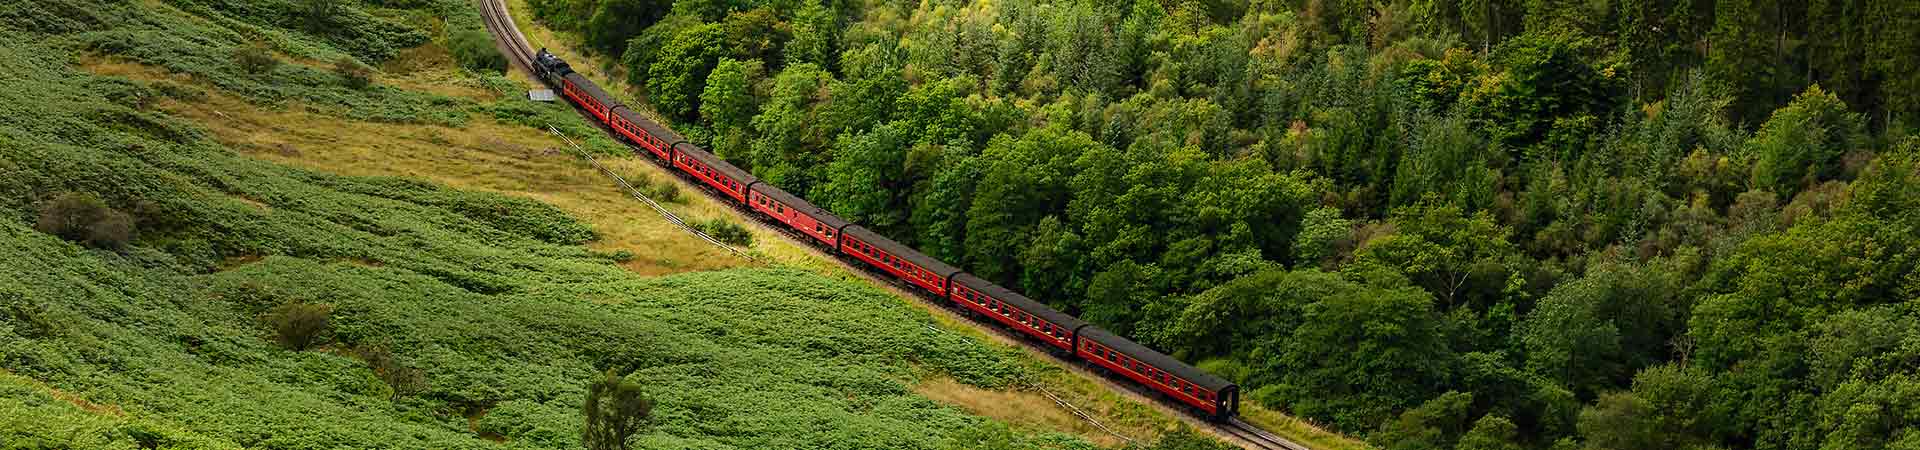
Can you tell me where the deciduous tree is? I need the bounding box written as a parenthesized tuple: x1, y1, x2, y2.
(583, 371, 653, 450)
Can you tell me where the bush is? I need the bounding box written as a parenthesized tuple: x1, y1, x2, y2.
(34, 191, 135, 249)
(449, 30, 508, 73)
(692, 218, 751, 247)
(354, 345, 426, 401)
(583, 371, 652, 450)
(299, 0, 343, 34)
(2, 292, 57, 339)
(264, 303, 331, 351)
(334, 57, 374, 89)
(648, 182, 683, 204)
(233, 45, 280, 75)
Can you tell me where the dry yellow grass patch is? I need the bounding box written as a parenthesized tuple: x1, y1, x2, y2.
(1240, 405, 1373, 450)
(916, 377, 1152, 448)
(82, 60, 779, 275)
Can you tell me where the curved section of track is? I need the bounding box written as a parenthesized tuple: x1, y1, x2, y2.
(479, 0, 536, 72)
(475, 2, 1316, 449)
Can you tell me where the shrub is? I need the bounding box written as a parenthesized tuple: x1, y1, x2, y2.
(583, 371, 652, 450)
(334, 57, 374, 89)
(648, 182, 683, 204)
(298, 0, 343, 34)
(692, 218, 751, 247)
(2, 292, 57, 339)
(354, 345, 426, 401)
(264, 302, 331, 351)
(233, 45, 280, 75)
(449, 30, 508, 73)
(35, 191, 135, 249)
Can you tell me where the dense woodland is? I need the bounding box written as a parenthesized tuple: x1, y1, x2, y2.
(528, 0, 1920, 449)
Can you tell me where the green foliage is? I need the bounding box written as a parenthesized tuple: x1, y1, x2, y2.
(1372, 391, 1475, 450)
(690, 218, 751, 247)
(585, 0, 669, 56)
(643, 22, 729, 121)
(648, 181, 685, 204)
(1460, 31, 1619, 158)
(1389, 112, 1498, 210)
(781, 1, 835, 68)
(1349, 202, 1521, 310)
(699, 57, 761, 155)
(1454, 415, 1524, 450)
(1268, 275, 1452, 431)
(1520, 260, 1685, 396)
(264, 302, 332, 351)
(334, 57, 374, 90)
(0, 372, 242, 449)
(354, 344, 427, 402)
(1292, 207, 1353, 269)
(34, 191, 135, 250)
(582, 371, 652, 450)
(298, 0, 345, 35)
(232, 44, 280, 75)
(1747, 85, 1868, 196)
(450, 29, 508, 73)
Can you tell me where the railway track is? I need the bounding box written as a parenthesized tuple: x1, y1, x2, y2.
(1223, 418, 1311, 450)
(475, 2, 1315, 449)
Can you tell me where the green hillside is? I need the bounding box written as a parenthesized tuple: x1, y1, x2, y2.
(0, 0, 1232, 448)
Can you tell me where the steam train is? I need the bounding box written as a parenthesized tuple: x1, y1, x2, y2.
(531, 49, 1240, 419)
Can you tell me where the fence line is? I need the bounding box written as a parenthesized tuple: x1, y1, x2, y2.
(547, 125, 761, 263)
(917, 325, 1136, 445)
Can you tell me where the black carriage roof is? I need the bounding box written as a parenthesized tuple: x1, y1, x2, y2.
(562, 73, 620, 109)
(612, 108, 682, 144)
(841, 226, 960, 277)
(748, 183, 849, 229)
(1079, 326, 1234, 392)
(672, 143, 756, 185)
(951, 273, 1085, 330)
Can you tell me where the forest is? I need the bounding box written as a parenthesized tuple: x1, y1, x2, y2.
(525, 0, 1920, 449)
